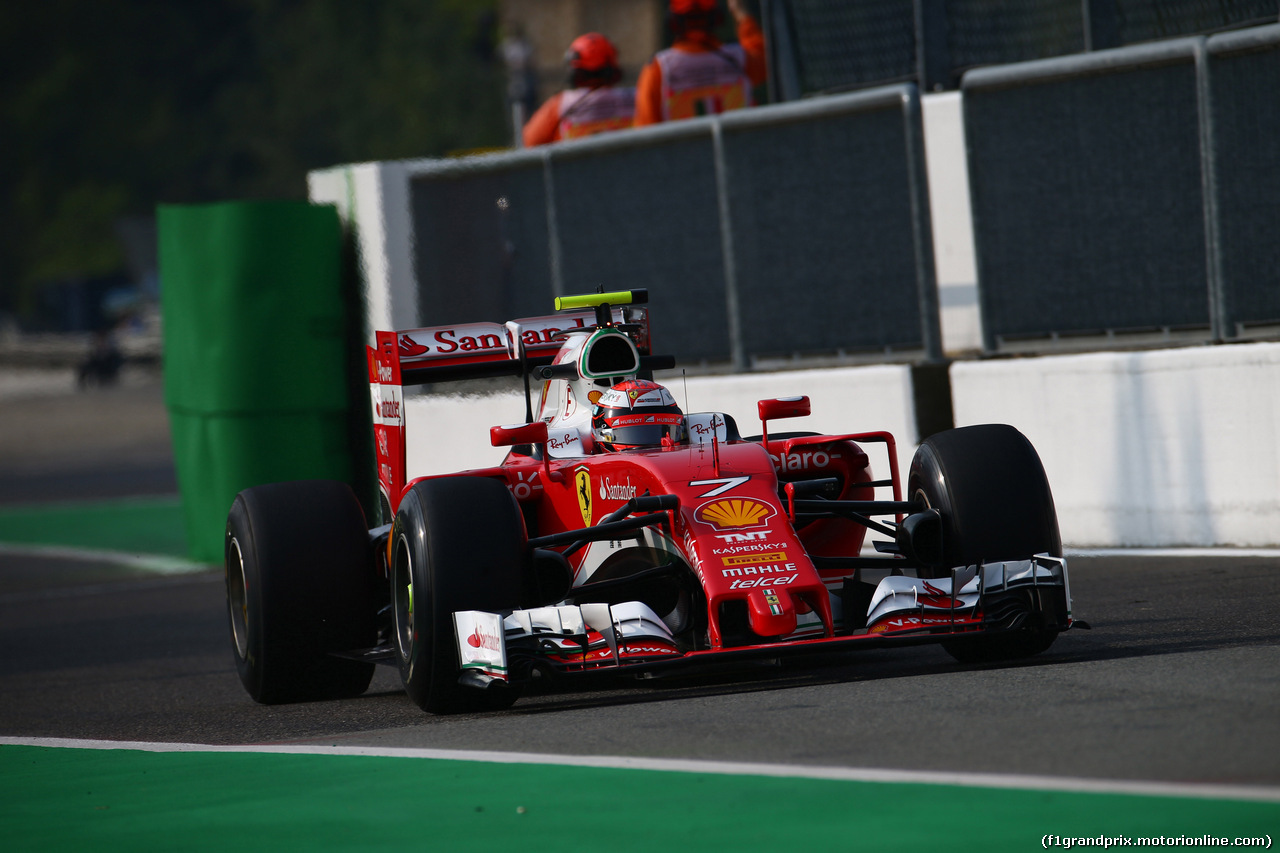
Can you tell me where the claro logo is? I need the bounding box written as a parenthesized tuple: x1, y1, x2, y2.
(769, 449, 840, 472)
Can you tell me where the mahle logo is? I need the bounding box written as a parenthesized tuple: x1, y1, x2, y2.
(695, 498, 774, 531)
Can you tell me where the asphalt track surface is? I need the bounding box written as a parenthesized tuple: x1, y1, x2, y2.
(2, 551, 1278, 789)
(2, 372, 1278, 792)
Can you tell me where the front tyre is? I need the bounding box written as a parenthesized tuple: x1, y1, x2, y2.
(225, 480, 376, 703)
(907, 424, 1063, 663)
(391, 477, 526, 714)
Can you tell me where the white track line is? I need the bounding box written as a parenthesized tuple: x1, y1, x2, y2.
(3, 737, 1277, 803)
(2, 540, 1270, 575)
(0, 542, 209, 574)
(1067, 548, 1280, 558)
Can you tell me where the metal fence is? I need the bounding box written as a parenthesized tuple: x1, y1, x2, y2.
(1205, 24, 1280, 338)
(407, 85, 942, 368)
(962, 24, 1280, 352)
(763, 0, 1279, 97)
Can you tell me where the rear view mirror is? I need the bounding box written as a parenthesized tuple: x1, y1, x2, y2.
(758, 397, 810, 444)
(758, 397, 811, 422)
(490, 421, 549, 448)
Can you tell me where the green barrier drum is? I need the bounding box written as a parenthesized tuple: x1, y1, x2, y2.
(158, 200, 358, 563)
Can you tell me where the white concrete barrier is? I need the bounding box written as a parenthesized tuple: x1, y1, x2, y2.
(308, 163, 418, 339)
(404, 364, 920, 487)
(951, 343, 1280, 548)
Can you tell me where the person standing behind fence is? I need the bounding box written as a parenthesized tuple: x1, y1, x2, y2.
(523, 33, 636, 147)
(634, 0, 766, 126)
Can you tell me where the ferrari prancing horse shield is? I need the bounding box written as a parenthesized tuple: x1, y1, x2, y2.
(575, 467, 592, 526)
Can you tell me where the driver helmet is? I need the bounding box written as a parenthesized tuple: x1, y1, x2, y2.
(591, 379, 686, 451)
(668, 0, 721, 33)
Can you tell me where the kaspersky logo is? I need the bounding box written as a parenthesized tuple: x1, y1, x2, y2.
(694, 498, 774, 531)
(575, 467, 592, 526)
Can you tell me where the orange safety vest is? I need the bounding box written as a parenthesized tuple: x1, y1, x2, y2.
(557, 86, 637, 140)
(654, 45, 752, 121)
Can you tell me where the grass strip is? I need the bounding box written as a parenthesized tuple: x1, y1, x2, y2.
(0, 497, 187, 558)
(2, 745, 1276, 852)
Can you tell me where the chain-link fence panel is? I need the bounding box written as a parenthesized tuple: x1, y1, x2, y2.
(946, 0, 1085, 72)
(549, 128, 731, 364)
(766, 0, 1277, 96)
(410, 157, 553, 327)
(1116, 0, 1278, 44)
(784, 0, 916, 93)
(963, 40, 1211, 351)
(721, 91, 935, 360)
(1207, 24, 1280, 336)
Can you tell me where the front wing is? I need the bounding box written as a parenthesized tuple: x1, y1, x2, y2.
(452, 555, 1072, 686)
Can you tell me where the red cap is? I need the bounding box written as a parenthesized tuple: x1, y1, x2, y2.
(566, 32, 619, 73)
(669, 0, 717, 13)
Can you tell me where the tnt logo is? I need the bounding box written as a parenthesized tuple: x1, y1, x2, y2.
(713, 530, 771, 544)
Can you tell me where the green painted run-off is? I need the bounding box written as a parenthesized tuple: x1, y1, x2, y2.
(1, 746, 1276, 852)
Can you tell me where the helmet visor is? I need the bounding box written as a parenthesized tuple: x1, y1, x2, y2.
(600, 412, 685, 447)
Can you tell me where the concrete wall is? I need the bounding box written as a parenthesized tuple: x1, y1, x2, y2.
(308, 163, 417, 341)
(401, 343, 1280, 549)
(404, 364, 919, 489)
(951, 342, 1280, 548)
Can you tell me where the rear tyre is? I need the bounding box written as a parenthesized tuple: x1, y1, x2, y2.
(225, 480, 376, 703)
(907, 425, 1062, 663)
(391, 477, 526, 714)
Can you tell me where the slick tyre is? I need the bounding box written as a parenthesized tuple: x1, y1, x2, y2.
(391, 477, 526, 714)
(907, 424, 1062, 663)
(225, 480, 376, 703)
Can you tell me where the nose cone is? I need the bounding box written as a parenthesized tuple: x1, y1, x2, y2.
(746, 586, 797, 638)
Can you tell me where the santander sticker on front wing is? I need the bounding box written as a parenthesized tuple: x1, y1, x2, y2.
(453, 611, 507, 680)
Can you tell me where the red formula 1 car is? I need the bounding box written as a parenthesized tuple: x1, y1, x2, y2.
(225, 290, 1074, 713)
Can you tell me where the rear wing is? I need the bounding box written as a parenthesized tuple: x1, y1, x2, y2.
(388, 306, 650, 386)
(367, 304, 651, 516)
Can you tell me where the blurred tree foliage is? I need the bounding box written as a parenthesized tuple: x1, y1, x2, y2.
(0, 0, 506, 318)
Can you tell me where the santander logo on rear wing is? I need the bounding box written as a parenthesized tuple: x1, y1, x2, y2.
(394, 306, 649, 369)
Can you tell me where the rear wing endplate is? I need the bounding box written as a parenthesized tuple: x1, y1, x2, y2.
(366, 306, 650, 515)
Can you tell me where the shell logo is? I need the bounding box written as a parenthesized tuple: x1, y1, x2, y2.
(695, 498, 774, 531)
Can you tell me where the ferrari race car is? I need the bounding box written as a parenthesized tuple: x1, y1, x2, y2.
(225, 290, 1074, 714)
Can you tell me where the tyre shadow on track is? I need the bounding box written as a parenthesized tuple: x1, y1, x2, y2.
(459, 646, 1051, 718)
(342, 550, 1280, 720)
(497, 553, 1280, 717)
